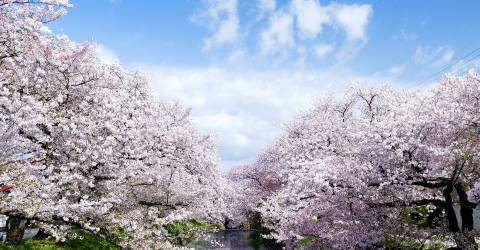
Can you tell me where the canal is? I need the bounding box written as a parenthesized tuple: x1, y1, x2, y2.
(188, 229, 283, 250)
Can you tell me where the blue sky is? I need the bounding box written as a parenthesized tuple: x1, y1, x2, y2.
(51, 0, 480, 168)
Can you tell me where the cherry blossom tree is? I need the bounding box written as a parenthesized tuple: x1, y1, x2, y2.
(247, 72, 480, 249)
(0, 1, 228, 248)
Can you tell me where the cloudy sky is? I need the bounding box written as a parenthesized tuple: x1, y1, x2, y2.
(51, 0, 480, 168)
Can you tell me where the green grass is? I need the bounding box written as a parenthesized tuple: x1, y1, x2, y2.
(0, 239, 58, 250)
(1, 219, 221, 249)
(381, 235, 445, 250)
(0, 230, 120, 250)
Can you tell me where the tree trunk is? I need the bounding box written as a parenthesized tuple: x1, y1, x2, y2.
(455, 183, 474, 230)
(5, 215, 27, 244)
(443, 184, 460, 232)
(453, 184, 478, 249)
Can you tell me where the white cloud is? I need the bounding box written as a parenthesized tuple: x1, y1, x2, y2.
(94, 43, 120, 65)
(194, 0, 240, 51)
(259, 11, 295, 55)
(413, 46, 455, 68)
(450, 58, 480, 74)
(433, 48, 455, 67)
(256, 0, 372, 60)
(330, 3, 373, 42)
(227, 49, 246, 64)
(292, 0, 330, 38)
(193, 0, 373, 65)
(334, 41, 364, 63)
(140, 65, 387, 168)
(314, 43, 335, 58)
(257, 0, 276, 18)
(394, 29, 417, 41)
(413, 47, 429, 64)
(290, 0, 372, 42)
(388, 64, 405, 77)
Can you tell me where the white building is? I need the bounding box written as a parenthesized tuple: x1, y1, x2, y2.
(0, 215, 6, 228)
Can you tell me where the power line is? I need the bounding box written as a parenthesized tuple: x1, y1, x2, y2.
(450, 50, 480, 75)
(415, 46, 480, 87)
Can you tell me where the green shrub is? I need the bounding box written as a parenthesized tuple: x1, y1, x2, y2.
(296, 235, 314, 249)
(0, 230, 120, 250)
(247, 231, 265, 249)
(163, 219, 219, 246)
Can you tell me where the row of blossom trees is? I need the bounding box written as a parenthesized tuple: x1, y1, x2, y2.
(229, 72, 480, 249)
(0, 1, 228, 248)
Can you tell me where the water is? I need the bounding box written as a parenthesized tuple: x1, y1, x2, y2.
(0, 215, 40, 241)
(0, 228, 39, 242)
(1, 208, 478, 248)
(188, 230, 282, 250)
